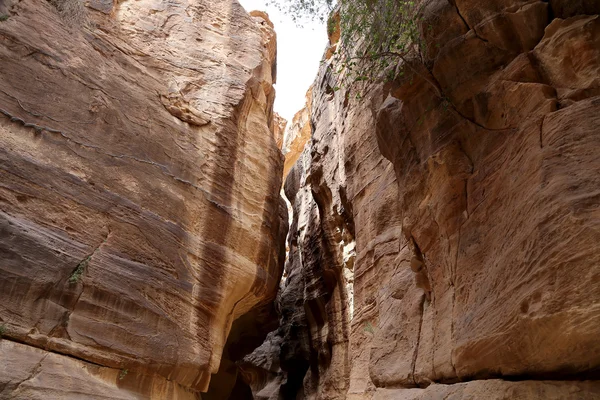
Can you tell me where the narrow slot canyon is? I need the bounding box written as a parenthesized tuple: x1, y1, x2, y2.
(0, 0, 599, 399)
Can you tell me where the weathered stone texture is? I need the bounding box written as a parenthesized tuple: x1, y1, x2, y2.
(373, 380, 600, 400)
(0, 340, 196, 400)
(243, 0, 600, 399)
(0, 0, 286, 396)
(282, 87, 313, 179)
(272, 112, 288, 150)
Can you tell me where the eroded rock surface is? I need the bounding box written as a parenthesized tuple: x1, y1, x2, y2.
(243, 1, 600, 399)
(373, 380, 600, 400)
(0, 340, 196, 400)
(282, 87, 313, 179)
(272, 113, 288, 150)
(0, 0, 286, 397)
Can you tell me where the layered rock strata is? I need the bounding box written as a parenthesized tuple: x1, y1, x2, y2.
(242, 0, 600, 399)
(272, 113, 288, 150)
(0, 0, 286, 397)
(282, 87, 313, 178)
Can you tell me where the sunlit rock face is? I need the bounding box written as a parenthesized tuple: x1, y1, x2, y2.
(282, 87, 312, 179)
(272, 112, 288, 150)
(0, 340, 197, 400)
(242, 0, 600, 399)
(0, 0, 286, 397)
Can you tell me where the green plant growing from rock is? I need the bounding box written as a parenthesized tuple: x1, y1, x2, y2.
(0, 324, 7, 339)
(68, 235, 108, 284)
(69, 255, 91, 284)
(119, 368, 128, 380)
(0, 14, 10, 22)
(327, 12, 338, 36)
(337, 0, 425, 77)
(268, 0, 430, 87)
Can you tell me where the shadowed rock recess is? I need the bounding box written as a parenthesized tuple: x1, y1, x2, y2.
(0, 0, 599, 399)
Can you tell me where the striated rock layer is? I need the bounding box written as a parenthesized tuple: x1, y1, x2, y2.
(282, 87, 313, 179)
(0, 0, 287, 397)
(243, 0, 600, 399)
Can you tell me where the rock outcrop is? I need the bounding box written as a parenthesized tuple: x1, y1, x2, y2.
(243, 0, 600, 399)
(2, 0, 599, 398)
(272, 113, 288, 150)
(282, 87, 313, 179)
(0, 0, 286, 397)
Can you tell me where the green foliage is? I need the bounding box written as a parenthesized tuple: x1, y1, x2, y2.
(119, 369, 128, 380)
(0, 15, 10, 22)
(341, 0, 422, 55)
(327, 13, 337, 36)
(0, 324, 6, 338)
(337, 0, 427, 88)
(269, 0, 428, 87)
(69, 256, 90, 284)
(266, 0, 335, 24)
(364, 321, 374, 334)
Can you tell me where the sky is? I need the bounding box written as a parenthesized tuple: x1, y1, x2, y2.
(238, 0, 327, 122)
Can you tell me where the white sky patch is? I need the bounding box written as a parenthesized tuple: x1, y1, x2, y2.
(238, 0, 327, 122)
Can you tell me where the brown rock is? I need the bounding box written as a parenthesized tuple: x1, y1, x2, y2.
(282, 87, 313, 179)
(549, 0, 600, 18)
(453, 0, 535, 29)
(0, 340, 195, 399)
(0, 0, 286, 395)
(2, 0, 600, 397)
(272, 112, 288, 150)
(533, 15, 600, 106)
(325, 10, 341, 60)
(245, 1, 600, 399)
(374, 379, 600, 399)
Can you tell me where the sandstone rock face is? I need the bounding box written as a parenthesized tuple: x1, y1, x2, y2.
(373, 380, 600, 400)
(272, 113, 288, 150)
(0, 0, 286, 397)
(0, 340, 196, 400)
(282, 87, 313, 179)
(243, 1, 600, 399)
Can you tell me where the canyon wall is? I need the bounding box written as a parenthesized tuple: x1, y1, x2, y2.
(1, 0, 599, 399)
(243, 0, 600, 399)
(282, 87, 312, 178)
(0, 0, 286, 398)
